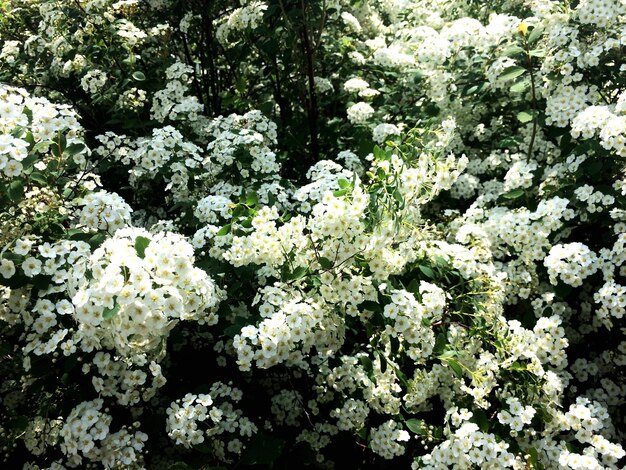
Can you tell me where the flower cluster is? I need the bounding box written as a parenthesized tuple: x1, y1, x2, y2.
(216, 1, 268, 45)
(60, 399, 148, 468)
(69, 227, 222, 356)
(545, 243, 599, 288)
(369, 420, 411, 459)
(166, 382, 257, 461)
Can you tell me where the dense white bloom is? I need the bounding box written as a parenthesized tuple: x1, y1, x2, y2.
(68, 228, 222, 356)
(75, 190, 132, 232)
(80, 69, 107, 95)
(166, 382, 257, 460)
(60, 399, 148, 468)
(545, 243, 599, 287)
(369, 420, 410, 459)
(372, 123, 401, 143)
(341, 12, 361, 32)
(344, 77, 370, 93)
(3, 2, 626, 468)
(216, 1, 268, 44)
(347, 102, 375, 124)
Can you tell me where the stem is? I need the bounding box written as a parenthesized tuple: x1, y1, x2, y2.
(524, 36, 538, 160)
(271, 56, 289, 130)
(300, 0, 320, 163)
(202, 3, 222, 115)
(180, 32, 206, 111)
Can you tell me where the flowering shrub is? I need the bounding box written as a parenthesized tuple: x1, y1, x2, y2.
(1, 0, 625, 469)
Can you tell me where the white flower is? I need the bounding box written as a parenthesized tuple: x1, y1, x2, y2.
(0, 258, 16, 278)
(346, 102, 374, 124)
(344, 77, 369, 93)
(22, 257, 42, 277)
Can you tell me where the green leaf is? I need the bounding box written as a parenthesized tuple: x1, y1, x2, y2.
(47, 159, 59, 173)
(333, 189, 347, 197)
(24, 132, 35, 146)
(463, 82, 487, 96)
(509, 361, 527, 371)
(378, 351, 387, 373)
(517, 111, 534, 123)
(193, 441, 214, 454)
(424, 102, 440, 117)
(373, 145, 389, 161)
(502, 188, 525, 199)
(358, 355, 373, 372)
(396, 368, 409, 387)
(318, 257, 333, 269)
(528, 26, 544, 44)
(287, 266, 308, 281)
(20, 154, 38, 171)
(32, 273, 53, 291)
(216, 224, 231, 236)
(103, 303, 120, 320)
(23, 107, 33, 125)
(29, 172, 48, 186)
(361, 300, 382, 313)
(337, 178, 350, 189)
(10, 126, 25, 139)
(433, 256, 448, 267)
(134, 236, 150, 259)
(7, 180, 24, 202)
(405, 419, 426, 435)
(132, 71, 146, 81)
(407, 278, 420, 295)
(433, 333, 447, 356)
(529, 49, 546, 58)
(497, 136, 522, 148)
(580, 159, 602, 176)
(52, 131, 67, 157)
(419, 265, 434, 278)
(528, 447, 539, 468)
(390, 335, 400, 354)
(473, 409, 490, 432)
(356, 427, 368, 440)
(447, 359, 464, 378)
(64, 143, 85, 156)
(438, 349, 457, 360)
(245, 191, 258, 207)
(502, 45, 524, 57)
(510, 78, 532, 92)
(66, 228, 90, 241)
(498, 66, 527, 81)
(31, 140, 53, 154)
(88, 232, 107, 249)
(554, 281, 572, 299)
(392, 188, 403, 204)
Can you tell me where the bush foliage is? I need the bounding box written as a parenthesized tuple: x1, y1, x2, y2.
(0, 0, 625, 469)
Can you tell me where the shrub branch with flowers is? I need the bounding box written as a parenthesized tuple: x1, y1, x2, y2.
(0, 0, 625, 469)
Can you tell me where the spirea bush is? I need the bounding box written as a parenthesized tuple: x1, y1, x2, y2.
(0, 0, 625, 469)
